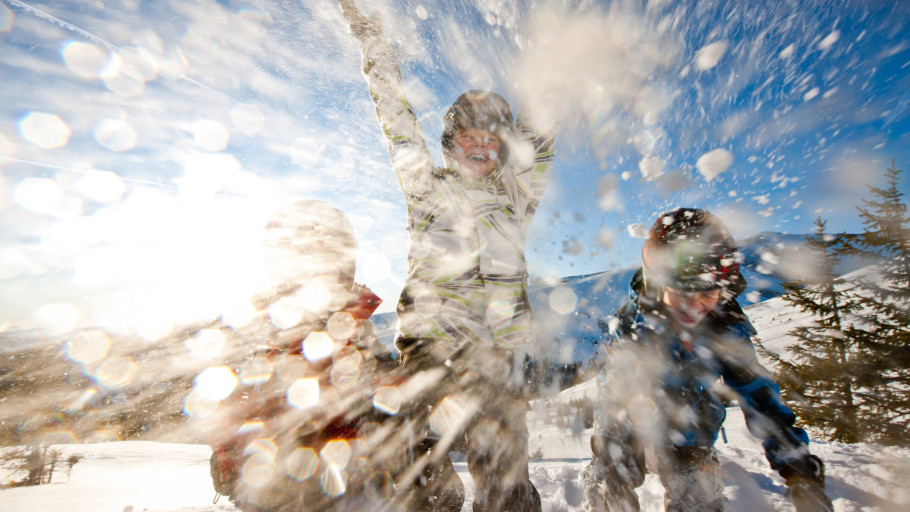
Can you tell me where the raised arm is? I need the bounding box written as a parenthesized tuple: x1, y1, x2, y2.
(338, 0, 435, 202)
(495, 112, 558, 229)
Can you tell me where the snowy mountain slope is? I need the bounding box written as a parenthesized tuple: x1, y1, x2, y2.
(736, 232, 874, 304)
(744, 263, 883, 359)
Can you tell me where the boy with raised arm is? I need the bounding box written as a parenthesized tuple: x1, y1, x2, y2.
(339, 2, 558, 510)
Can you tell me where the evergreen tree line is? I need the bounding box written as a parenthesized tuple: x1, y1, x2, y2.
(761, 160, 910, 447)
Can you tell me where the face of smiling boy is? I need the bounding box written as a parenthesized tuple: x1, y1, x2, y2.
(661, 287, 721, 329)
(452, 128, 500, 177)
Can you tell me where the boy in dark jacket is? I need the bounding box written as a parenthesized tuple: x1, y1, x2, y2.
(583, 208, 833, 512)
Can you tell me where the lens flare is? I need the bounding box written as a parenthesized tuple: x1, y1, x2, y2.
(242, 438, 277, 488)
(302, 332, 334, 361)
(0, 4, 12, 32)
(14, 178, 68, 217)
(183, 389, 218, 419)
(93, 118, 137, 152)
(320, 439, 352, 469)
(548, 286, 578, 315)
(76, 169, 126, 203)
(286, 377, 320, 409)
(18, 112, 70, 149)
(222, 301, 258, 329)
(237, 421, 265, 436)
(194, 366, 238, 401)
(372, 386, 403, 415)
(94, 357, 139, 389)
(365, 470, 395, 502)
(66, 330, 111, 365)
(240, 356, 273, 385)
(320, 463, 347, 497)
(286, 447, 319, 481)
(61, 41, 112, 79)
(326, 311, 356, 341)
(65, 388, 98, 412)
(269, 296, 304, 329)
(330, 349, 362, 390)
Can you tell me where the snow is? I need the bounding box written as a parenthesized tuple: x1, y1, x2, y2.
(4, 380, 909, 511)
(695, 40, 729, 71)
(2, 413, 907, 511)
(695, 149, 734, 181)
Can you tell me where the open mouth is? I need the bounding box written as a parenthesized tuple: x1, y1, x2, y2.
(465, 149, 497, 164)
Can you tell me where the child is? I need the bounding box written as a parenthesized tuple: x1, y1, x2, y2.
(583, 208, 833, 512)
(338, 2, 558, 510)
(189, 200, 399, 512)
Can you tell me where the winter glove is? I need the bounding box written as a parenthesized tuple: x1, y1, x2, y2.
(338, 0, 382, 40)
(780, 455, 834, 512)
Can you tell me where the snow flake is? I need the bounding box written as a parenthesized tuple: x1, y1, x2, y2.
(818, 30, 840, 51)
(695, 149, 733, 181)
(628, 223, 649, 238)
(695, 40, 728, 70)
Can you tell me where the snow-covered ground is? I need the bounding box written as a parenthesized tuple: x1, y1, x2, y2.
(2, 398, 908, 511)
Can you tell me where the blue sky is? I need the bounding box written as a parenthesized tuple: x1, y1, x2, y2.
(0, 0, 908, 336)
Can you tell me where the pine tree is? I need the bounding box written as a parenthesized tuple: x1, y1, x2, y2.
(770, 218, 865, 443)
(845, 160, 910, 445)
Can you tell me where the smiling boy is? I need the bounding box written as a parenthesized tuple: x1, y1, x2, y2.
(584, 208, 833, 512)
(339, 1, 557, 509)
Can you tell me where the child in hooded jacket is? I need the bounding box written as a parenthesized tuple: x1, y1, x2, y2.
(583, 208, 833, 512)
(338, 2, 558, 511)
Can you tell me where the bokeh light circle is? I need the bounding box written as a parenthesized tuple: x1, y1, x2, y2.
(286, 447, 319, 481)
(18, 112, 70, 149)
(193, 366, 238, 401)
(548, 286, 578, 315)
(240, 356, 273, 386)
(93, 118, 137, 151)
(372, 386, 403, 415)
(326, 312, 356, 341)
(302, 331, 334, 361)
(66, 330, 112, 364)
(94, 357, 139, 389)
(286, 377, 320, 409)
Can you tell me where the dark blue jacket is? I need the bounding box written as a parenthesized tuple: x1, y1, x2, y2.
(599, 269, 811, 470)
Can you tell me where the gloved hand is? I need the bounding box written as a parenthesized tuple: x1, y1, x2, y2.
(779, 455, 834, 512)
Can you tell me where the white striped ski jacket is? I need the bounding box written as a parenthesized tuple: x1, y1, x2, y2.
(355, 33, 557, 356)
